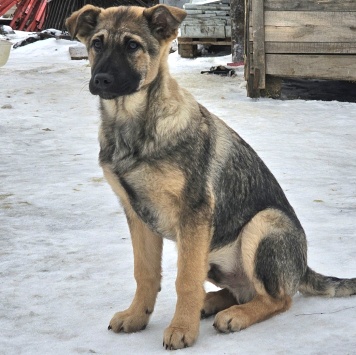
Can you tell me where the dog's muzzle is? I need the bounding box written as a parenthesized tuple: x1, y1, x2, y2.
(89, 72, 141, 100)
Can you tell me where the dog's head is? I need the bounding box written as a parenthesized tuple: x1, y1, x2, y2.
(66, 5, 186, 100)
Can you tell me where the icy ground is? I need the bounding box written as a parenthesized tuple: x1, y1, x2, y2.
(0, 36, 355, 354)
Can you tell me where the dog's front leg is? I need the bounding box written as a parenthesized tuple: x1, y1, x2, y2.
(163, 224, 210, 350)
(109, 212, 162, 333)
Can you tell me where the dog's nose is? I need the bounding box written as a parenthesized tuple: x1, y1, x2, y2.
(93, 73, 114, 90)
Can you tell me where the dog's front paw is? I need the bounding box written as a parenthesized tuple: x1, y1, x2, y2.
(163, 324, 199, 350)
(108, 309, 149, 333)
(213, 307, 245, 333)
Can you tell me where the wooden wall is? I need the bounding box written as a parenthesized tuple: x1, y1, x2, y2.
(245, 0, 356, 97)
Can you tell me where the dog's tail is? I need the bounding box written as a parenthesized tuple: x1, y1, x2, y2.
(298, 266, 356, 297)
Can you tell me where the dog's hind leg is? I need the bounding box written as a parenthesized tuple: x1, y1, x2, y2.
(108, 211, 162, 333)
(213, 208, 306, 333)
(201, 288, 238, 319)
(213, 294, 292, 332)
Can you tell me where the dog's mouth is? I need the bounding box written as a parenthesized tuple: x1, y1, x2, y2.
(96, 92, 121, 100)
(90, 84, 140, 100)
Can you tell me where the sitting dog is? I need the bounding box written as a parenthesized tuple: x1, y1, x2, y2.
(66, 4, 356, 350)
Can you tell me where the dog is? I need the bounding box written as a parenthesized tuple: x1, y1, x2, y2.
(66, 4, 356, 350)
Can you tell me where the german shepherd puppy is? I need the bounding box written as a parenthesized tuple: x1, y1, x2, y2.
(66, 4, 356, 350)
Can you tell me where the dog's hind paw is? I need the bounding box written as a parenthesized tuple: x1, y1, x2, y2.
(108, 309, 149, 333)
(201, 288, 238, 319)
(213, 307, 245, 333)
(163, 325, 198, 350)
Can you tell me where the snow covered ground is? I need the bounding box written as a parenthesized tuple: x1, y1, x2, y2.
(1, 35, 355, 355)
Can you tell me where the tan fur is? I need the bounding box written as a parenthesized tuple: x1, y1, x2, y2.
(164, 222, 212, 349)
(109, 211, 163, 333)
(202, 288, 238, 317)
(103, 161, 186, 240)
(103, 164, 163, 333)
(207, 238, 256, 304)
(124, 164, 186, 240)
(214, 294, 292, 333)
(101, 164, 131, 212)
(240, 209, 292, 295)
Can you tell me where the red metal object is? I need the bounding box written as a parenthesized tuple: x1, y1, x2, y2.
(33, 0, 47, 31)
(18, 0, 36, 30)
(9, 0, 30, 29)
(0, 0, 19, 17)
(35, 0, 46, 23)
(4, 0, 48, 32)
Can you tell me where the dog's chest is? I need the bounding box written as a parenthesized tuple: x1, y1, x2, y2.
(101, 155, 186, 241)
(99, 120, 146, 175)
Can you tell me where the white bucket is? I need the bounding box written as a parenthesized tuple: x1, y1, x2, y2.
(0, 39, 12, 67)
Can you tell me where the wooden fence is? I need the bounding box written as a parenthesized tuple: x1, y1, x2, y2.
(245, 0, 356, 98)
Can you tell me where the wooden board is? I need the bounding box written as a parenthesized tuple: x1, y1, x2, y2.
(182, 19, 230, 25)
(264, 42, 356, 54)
(251, 0, 265, 88)
(263, 11, 356, 27)
(230, 0, 245, 62)
(244, 0, 356, 97)
(181, 25, 226, 38)
(178, 43, 199, 58)
(178, 37, 231, 45)
(265, 54, 356, 81)
(183, 4, 230, 11)
(249, 18, 356, 42)
(263, 26, 356, 43)
(69, 46, 88, 60)
(248, 9, 356, 46)
(263, 0, 356, 11)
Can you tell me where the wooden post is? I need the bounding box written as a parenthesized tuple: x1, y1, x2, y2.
(230, 0, 245, 64)
(251, 0, 265, 89)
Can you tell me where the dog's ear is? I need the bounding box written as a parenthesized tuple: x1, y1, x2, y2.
(144, 5, 187, 40)
(66, 5, 101, 42)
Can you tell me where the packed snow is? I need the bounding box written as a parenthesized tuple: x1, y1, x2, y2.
(1, 34, 355, 355)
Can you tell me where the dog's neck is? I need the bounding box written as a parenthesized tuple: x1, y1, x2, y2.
(98, 63, 200, 164)
(99, 63, 199, 137)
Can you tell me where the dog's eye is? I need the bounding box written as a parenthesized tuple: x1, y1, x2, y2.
(92, 39, 103, 52)
(127, 40, 140, 52)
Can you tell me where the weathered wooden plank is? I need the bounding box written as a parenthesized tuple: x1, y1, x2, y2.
(183, 4, 230, 11)
(185, 10, 206, 14)
(264, 0, 356, 11)
(251, 0, 265, 88)
(263, 11, 356, 27)
(230, 0, 244, 62)
(69, 46, 88, 60)
(266, 54, 356, 80)
(178, 37, 231, 45)
(264, 42, 356, 54)
(249, 25, 356, 43)
(182, 19, 229, 25)
(184, 14, 215, 18)
(266, 25, 356, 43)
(181, 25, 226, 38)
(204, 11, 230, 15)
(185, 9, 230, 16)
(178, 43, 199, 58)
(244, 0, 251, 81)
(225, 25, 232, 38)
